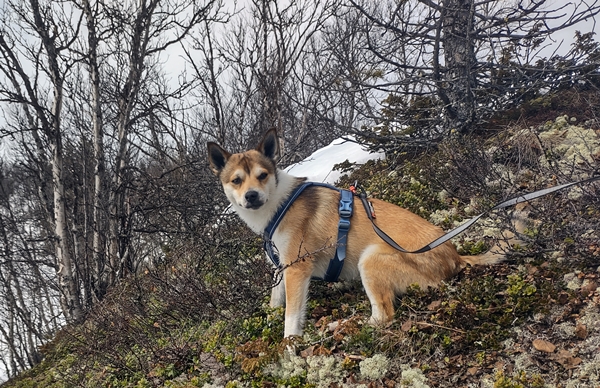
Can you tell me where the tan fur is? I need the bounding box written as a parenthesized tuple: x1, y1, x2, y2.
(208, 130, 517, 337)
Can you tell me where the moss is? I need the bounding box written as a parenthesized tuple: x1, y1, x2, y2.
(493, 371, 545, 388)
(337, 159, 447, 219)
(457, 240, 488, 255)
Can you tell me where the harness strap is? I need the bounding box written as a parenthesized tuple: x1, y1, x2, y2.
(263, 181, 319, 268)
(323, 189, 353, 282)
(264, 182, 353, 282)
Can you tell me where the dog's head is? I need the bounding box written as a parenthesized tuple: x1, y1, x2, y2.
(207, 129, 279, 211)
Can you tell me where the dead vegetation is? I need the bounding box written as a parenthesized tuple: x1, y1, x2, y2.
(3, 90, 600, 388)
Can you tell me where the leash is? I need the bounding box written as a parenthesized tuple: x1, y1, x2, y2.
(354, 175, 600, 254)
(263, 174, 598, 283)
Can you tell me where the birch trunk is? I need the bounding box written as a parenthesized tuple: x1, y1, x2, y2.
(30, 0, 83, 322)
(107, 0, 156, 284)
(82, 0, 108, 301)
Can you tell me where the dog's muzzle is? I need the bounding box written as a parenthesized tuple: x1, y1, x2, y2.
(244, 190, 264, 209)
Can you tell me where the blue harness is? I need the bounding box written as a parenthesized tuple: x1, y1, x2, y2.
(263, 182, 354, 282)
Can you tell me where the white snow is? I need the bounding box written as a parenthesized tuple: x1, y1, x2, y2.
(284, 136, 384, 184)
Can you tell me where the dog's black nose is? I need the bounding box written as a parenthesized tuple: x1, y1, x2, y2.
(245, 190, 259, 204)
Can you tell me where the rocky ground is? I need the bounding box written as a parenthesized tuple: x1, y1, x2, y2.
(3, 112, 599, 388)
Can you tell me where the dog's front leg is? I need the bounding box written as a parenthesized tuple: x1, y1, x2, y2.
(283, 266, 312, 337)
(270, 272, 285, 308)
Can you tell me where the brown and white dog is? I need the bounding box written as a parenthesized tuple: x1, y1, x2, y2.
(207, 129, 511, 337)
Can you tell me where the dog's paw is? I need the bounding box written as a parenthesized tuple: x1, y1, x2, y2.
(280, 337, 300, 357)
(367, 315, 393, 328)
(284, 344, 297, 357)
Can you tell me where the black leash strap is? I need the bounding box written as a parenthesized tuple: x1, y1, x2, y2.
(358, 175, 600, 254)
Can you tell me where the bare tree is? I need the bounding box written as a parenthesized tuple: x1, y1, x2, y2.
(0, 162, 61, 379)
(0, 0, 221, 376)
(194, 0, 341, 162)
(94, 0, 219, 285)
(0, 0, 85, 322)
(77, 0, 108, 304)
(339, 0, 600, 147)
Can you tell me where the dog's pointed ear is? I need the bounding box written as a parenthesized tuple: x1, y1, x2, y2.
(257, 128, 279, 160)
(207, 142, 231, 176)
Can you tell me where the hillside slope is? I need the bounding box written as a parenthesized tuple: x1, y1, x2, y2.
(3, 103, 600, 387)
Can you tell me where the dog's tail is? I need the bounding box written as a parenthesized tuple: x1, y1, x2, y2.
(460, 250, 506, 266)
(460, 205, 530, 267)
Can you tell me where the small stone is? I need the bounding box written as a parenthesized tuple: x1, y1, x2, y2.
(327, 321, 339, 332)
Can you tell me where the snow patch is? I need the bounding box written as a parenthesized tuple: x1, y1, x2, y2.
(285, 136, 384, 183)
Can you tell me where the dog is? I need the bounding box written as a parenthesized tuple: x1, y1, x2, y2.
(207, 129, 517, 337)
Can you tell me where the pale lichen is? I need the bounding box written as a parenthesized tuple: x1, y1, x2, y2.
(563, 272, 583, 291)
(359, 354, 389, 380)
(568, 354, 600, 387)
(578, 302, 600, 334)
(306, 355, 344, 388)
(538, 116, 600, 170)
(263, 353, 306, 381)
(428, 208, 457, 226)
(554, 322, 576, 339)
(399, 364, 430, 388)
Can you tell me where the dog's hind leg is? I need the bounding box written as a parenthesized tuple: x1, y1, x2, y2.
(358, 246, 396, 326)
(283, 265, 312, 337)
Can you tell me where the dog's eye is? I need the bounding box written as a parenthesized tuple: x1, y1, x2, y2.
(231, 177, 242, 185)
(257, 172, 268, 181)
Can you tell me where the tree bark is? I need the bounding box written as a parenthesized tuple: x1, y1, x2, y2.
(82, 0, 108, 302)
(442, 0, 477, 133)
(30, 0, 83, 323)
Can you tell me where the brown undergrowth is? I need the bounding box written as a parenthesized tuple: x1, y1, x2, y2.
(3, 91, 600, 388)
